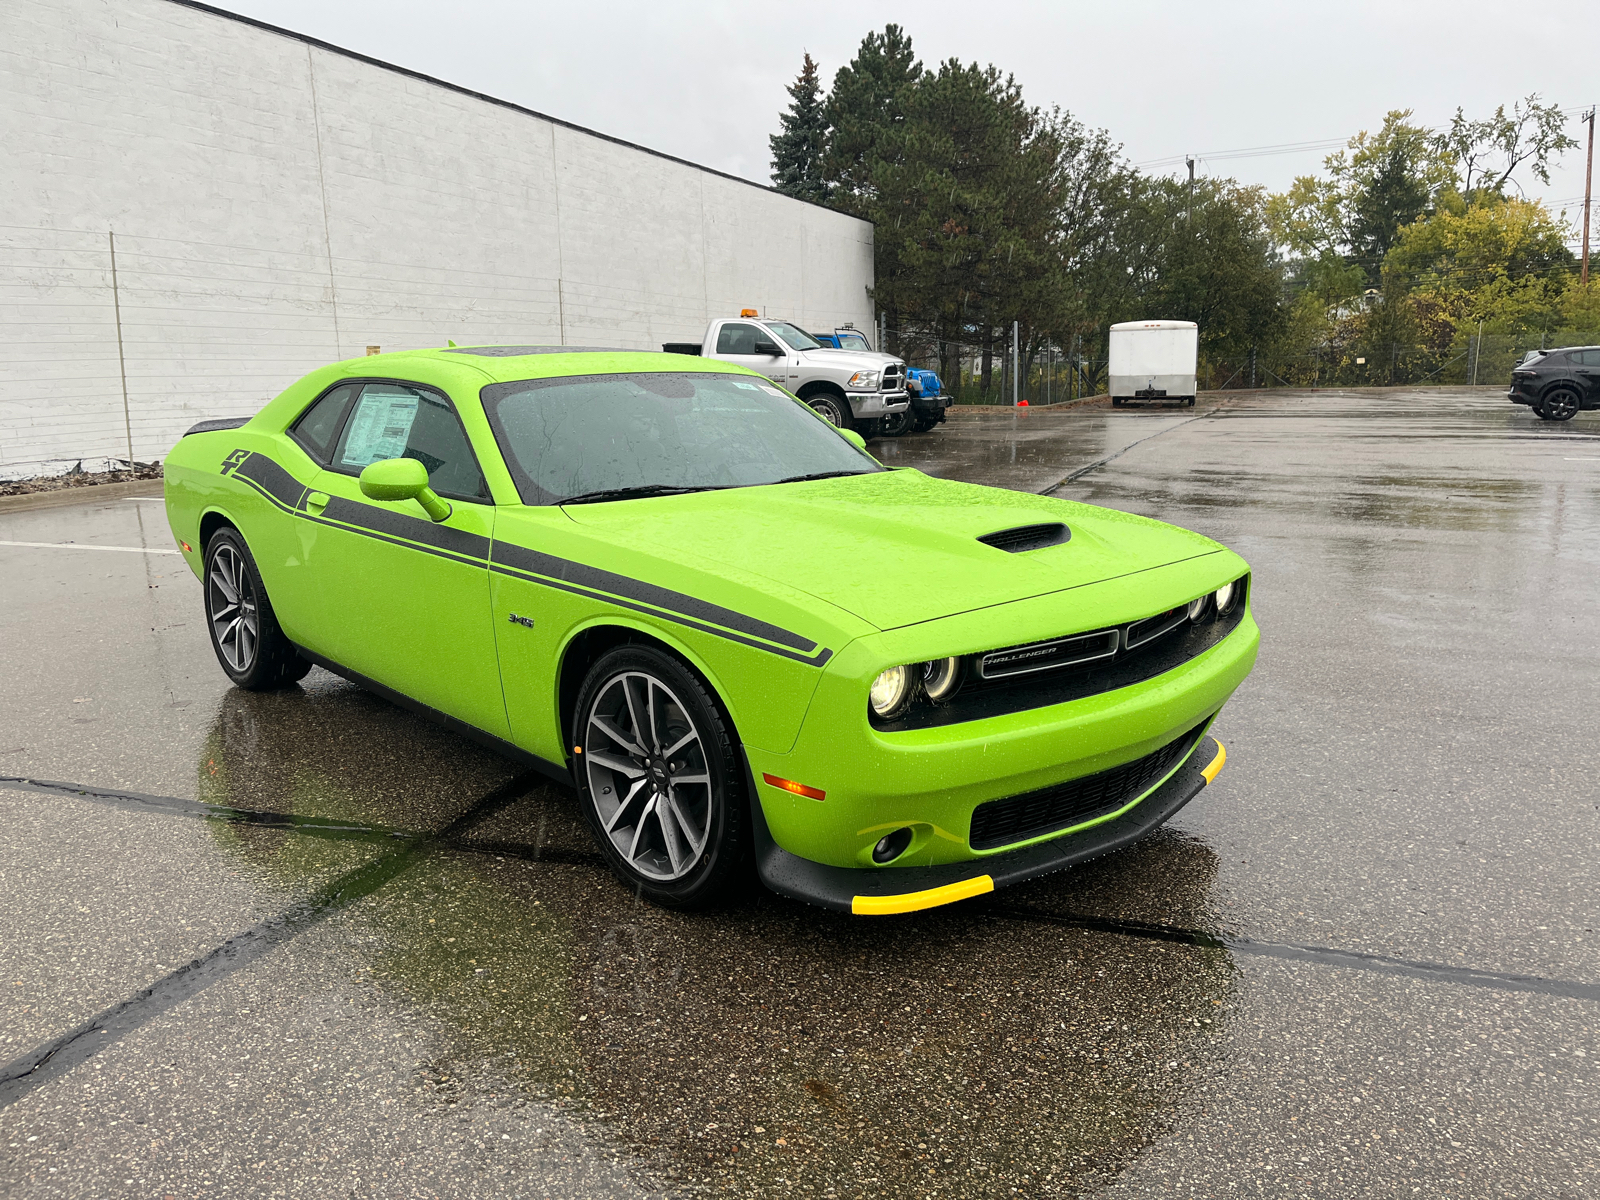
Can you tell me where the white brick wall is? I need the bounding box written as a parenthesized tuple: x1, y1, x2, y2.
(0, 0, 875, 478)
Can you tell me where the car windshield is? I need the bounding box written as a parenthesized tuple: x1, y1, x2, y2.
(833, 332, 871, 351)
(480, 372, 881, 505)
(764, 321, 822, 351)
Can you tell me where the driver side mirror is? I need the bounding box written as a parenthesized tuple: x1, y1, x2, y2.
(752, 339, 782, 356)
(359, 457, 453, 522)
(840, 429, 868, 451)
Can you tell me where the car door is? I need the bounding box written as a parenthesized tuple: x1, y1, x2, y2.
(714, 321, 787, 384)
(300, 379, 510, 740)
(1570, 349, 1600, 404)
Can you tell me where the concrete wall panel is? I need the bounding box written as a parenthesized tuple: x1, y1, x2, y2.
(0, 0, 874, 477)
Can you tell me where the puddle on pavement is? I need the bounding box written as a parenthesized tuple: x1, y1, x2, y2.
(197, 687, 1236, 1196)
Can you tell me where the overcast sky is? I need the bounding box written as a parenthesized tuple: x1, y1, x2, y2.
(222, 0, 1599, 244)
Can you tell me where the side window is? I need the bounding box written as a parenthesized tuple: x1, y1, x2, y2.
(290, 384, 359, 463)
(715, 323, 761, 355)
(331, 383, 489, 502)
(1570, 350, 1598, 366)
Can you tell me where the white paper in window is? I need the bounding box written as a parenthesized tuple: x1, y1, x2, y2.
(341, 391, 418, 468)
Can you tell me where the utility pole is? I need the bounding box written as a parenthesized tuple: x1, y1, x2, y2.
(1583, 107, 1595, 287)
(1012, 320, 1020, 406)
(1186, 156, 1195, 225)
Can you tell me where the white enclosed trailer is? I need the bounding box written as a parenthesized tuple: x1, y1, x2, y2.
(1109, 320, 1199, 407)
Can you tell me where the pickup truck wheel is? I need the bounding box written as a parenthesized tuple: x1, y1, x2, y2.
(803, 393, 852, 430)
(574, 646, 747, 909)
(881, 411, 912, 436)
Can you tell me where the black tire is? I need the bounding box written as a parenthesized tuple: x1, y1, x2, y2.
(202, 527, 313, 690)
(911, 417, 939, 433)
(1533, 403, 1553, 420)
(1187, 397, 1196, 407)
(803, 391, 853, 430)
(881, 410, 912, 436)
(1542, 387, 1580, 421)
(1111, 397, 1123, 407)
(573, 645, 747, 909)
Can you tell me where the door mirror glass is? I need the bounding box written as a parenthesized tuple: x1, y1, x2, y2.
(359, 458, 452, 522)
(753, 339, 782, 357)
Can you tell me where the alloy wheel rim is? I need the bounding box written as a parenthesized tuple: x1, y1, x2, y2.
(583, 671, 712, 882)
(207, 545, 259, 673)
(1548, 391, 1578, 419)
(810, 399, 843, 426)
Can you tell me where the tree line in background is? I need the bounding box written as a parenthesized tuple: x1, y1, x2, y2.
(769, 26, 1597, 399)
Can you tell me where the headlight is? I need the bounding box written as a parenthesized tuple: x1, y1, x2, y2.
(1214, 581, 1237, 613)
(1186, 595, 1209, 622)
(921, 657, 961, 701)
(847, 369, 880, 390)
(869, 665, 913, 717)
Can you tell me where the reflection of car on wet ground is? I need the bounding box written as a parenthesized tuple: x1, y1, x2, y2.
(1508, 346, 1600, 421)
(164, 346, 1258, 915)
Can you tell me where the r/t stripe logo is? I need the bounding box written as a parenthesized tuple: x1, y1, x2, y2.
(220, 448, 249, 476)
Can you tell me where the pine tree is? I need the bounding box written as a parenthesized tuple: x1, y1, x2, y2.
(769, 53, 828, 204)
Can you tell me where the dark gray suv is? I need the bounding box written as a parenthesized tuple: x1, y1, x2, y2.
(1508, 346, 1600, 421)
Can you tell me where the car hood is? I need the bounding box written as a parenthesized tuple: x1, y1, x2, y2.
(799, 347, 901, 371)
(560, 469, 1222, 632)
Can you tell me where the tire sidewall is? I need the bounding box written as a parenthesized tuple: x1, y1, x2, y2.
(203, 527, 304, 689)
(1545, 389, 1579, 421)
(573, 645, 746, 908)
(805, 394, 852, 430)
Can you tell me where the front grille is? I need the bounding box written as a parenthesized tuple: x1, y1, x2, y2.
(968, 720, 1208, 851)
(881, 364, 904, 391)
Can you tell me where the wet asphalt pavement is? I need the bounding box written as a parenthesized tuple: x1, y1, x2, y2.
(2, 387, 1597, 1198)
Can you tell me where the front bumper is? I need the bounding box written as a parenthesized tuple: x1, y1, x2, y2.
(849, 389, 911, 417)
(909, 392, 953, 419)
(751, 734, 1226, 914)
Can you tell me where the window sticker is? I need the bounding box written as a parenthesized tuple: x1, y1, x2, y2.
(341, 391, 418, 467)
(731, 380, 760, 390)
(759, 385, 786, 397)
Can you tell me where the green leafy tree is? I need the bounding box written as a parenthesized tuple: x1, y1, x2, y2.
(769, 52, 829, 204)
(1433, 94, 1577, 198)
(820, 25, 922, 214)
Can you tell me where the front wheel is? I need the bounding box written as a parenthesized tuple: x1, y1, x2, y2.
(1542, 388, 1580, 421)
(574, 646, 747, 909)
(203, 528, 312, 689)
(911, 416, 940, 433)
(881, 410, 912, 436)
(803, 392, 852, 430)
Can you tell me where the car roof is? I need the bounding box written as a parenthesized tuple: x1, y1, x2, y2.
(342, 346, 753, 384)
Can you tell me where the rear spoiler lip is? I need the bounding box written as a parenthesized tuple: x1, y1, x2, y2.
(182, 417, 250, 437)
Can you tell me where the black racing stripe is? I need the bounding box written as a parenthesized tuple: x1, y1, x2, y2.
(489, 563, 833, 667)
(234, 452, 307, 511)
(321, 496, 494, 562)
(491, 541, 817, 654)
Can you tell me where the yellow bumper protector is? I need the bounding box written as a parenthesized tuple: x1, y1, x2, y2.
(852, 874, 995, 916)
(1201, 739, 1227, 784)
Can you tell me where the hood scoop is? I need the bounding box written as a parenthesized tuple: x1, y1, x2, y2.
(977, 522, 1071, 553)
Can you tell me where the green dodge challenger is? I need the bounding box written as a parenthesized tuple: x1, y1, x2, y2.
(164, 347, 1257, 915)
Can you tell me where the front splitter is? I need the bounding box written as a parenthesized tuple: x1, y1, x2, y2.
(749, 736, 1225, 915)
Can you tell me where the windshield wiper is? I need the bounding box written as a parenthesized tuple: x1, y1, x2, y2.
(770, 470, 873, 485)
(556, 484, 723, 506)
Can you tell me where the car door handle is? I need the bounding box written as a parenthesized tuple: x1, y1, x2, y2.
(306, 491, 329, 516)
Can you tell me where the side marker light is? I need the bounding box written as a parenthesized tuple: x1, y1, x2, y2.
(179, 541, 192, 553)
(762, 773, 825, 802)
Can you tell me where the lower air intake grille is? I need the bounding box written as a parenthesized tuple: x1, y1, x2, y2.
(968, 720, 1208, 851)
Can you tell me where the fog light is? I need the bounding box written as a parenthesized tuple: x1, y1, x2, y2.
(872, 827, 914, 864)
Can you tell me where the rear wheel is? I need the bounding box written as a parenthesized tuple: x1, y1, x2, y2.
(203, 528, 312, 689)
(1542, 387, 1580, 421)
(881, 410, 912, 436)
(1111, 397, 1123, 407)
(574, 646, 747, 909)
(911, 416, 940, 433)
(803, 391, 852, 430)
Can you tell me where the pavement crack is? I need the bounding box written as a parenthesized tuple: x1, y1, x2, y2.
(992, 904, 1600, 1003)
(1037, 411, 1218, 494)
(0, 770, 542, 1111)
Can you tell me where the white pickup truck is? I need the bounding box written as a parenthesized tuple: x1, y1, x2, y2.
(663, 317, 909, 433)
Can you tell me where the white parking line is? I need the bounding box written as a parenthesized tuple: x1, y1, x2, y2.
(1563, 457, 1600, 461)
(0, 540, 181, 555)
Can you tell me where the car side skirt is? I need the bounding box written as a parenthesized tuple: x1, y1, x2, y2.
(748, 735, 1225, 915)
(293, 645, 574, 789)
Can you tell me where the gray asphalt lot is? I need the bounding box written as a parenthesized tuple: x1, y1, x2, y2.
(1, 387, 1596, 1198)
